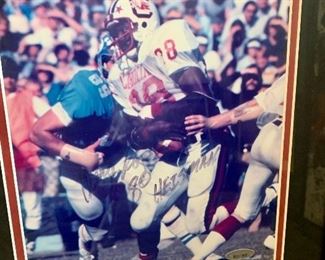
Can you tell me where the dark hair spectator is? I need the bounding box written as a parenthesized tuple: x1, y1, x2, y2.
(56, 0, 82, 23)
(263, 16, 287, 70)
(242, 1, 258, 26)
(0, 11, 24, 54)
(1, 56, 20, 95)
(73, 50, 90, 66)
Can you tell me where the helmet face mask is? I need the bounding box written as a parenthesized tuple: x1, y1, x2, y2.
(106, 17, 138, 60)
(105, 0, 160, 61)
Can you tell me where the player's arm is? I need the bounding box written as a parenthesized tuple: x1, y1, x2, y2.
(184, 99, 264, 135)
(185, 74, 286, 134)
(30, 108, 69, 154)
(30, 107, 103, 171)
(30, 106, 103, 171)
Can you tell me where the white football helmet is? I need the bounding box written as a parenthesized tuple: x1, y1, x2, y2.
(105, 0, 160, 60)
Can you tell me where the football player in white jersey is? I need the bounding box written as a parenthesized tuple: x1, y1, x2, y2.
(31, 40, 215, 260)
(104, 0, 230, 258)
(184, 74, 286, 259)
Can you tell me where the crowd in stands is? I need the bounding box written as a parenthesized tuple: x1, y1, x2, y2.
(0, 0, 289, 254)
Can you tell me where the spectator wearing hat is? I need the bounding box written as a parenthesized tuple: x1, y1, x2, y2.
(237, 38, 262, 71)
(30, 0, 52, 32)
(34, 64, 64, 106)
(196, 34, 209, 56)
(17, 34, 43, 78)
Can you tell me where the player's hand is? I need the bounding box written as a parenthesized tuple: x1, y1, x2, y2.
(60, 142, 104, 172)
(84, 139, 104, 168)
(185, 115, 209, 135)
(83, 151, 104, 172)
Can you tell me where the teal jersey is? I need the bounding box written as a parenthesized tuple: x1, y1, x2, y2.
(58, 70, 114, 119)
(55, 70, 116, 148)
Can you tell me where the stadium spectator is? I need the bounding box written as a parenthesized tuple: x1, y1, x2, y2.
(196, 34, 209, 56)
(56, 0, 82, 23)
(1, 56, 20, 96)
(237, 38, 262, 71)
(0, 11, 24, 55)
(7, 77, 49, 254)
(198, 0, 233, 23)
(17, 34, 43, 78)
(30, 0, 51, 32)
(183, 0, 212, 41)
(262, 16, 287, 74)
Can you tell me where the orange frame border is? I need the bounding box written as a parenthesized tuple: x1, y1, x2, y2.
(275, 0, 302, 259)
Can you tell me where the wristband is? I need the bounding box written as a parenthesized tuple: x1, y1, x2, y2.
(60, 144, 101, 171)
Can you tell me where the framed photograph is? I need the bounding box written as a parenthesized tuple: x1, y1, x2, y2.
(0, 0, 301, 259)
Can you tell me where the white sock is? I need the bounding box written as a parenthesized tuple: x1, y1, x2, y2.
(78, 224, 92, 243)
(164, 210, 202, 255)
(194, 232, 226, 260)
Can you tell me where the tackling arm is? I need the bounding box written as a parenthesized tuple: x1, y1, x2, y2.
(185, 99, 264, 135)
(30, 109, 103, 171)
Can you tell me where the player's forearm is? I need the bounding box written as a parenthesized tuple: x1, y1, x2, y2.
(228, 99, 263, 125)
(30, 126, 65, 156)
(31, 123, 102, 171)
(204, 100, 262, 129)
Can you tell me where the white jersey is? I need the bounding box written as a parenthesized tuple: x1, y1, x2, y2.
(254, 74, 286, 116)
(108, 19, 206, 115)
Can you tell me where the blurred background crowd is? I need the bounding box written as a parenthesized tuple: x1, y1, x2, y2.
(0, 0, 289, 256)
